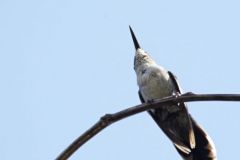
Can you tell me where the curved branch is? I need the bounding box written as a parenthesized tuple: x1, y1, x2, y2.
(56, 93, 240, 160)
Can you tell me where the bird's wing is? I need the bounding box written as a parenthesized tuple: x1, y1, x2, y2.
(138, 89, 196, 155)
(168, 71, 217, 160)
(167, 71, 183, 93)
(168, 71, 196, 150)
(138, 90, 145, 103)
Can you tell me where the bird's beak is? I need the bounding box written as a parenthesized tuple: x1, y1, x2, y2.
(129, 26, 141, 50)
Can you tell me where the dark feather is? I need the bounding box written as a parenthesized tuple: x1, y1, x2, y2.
(174, 115, 217, 160)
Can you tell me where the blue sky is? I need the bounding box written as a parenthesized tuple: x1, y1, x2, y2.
(1, 0, 240, 159)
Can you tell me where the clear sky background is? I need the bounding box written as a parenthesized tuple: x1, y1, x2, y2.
(1, 0, 240, 159)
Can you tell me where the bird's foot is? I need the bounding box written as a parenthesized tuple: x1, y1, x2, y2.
(172, 91, 181, 98)
(172, 91, 182, 106)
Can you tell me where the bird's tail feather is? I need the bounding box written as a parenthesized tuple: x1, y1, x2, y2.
(175, 115, 217, 160)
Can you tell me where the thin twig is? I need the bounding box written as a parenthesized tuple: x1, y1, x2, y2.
(56, 93, 240, 160)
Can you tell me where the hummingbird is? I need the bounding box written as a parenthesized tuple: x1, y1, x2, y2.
(129, 26, 217, 160)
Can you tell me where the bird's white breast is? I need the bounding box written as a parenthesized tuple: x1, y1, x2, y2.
(137, 64, 174, 101)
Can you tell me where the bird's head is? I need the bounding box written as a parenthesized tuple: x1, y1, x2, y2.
(129, 26, 155, 71)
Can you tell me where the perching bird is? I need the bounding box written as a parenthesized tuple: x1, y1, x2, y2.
(129, 26, 217, 160)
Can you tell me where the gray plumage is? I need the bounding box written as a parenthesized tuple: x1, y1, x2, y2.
(129, 26, 217, 160)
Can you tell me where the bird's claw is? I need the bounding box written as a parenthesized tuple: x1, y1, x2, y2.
(172, 91, 181, 98)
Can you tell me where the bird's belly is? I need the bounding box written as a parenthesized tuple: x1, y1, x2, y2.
(140, 75, 172, 101)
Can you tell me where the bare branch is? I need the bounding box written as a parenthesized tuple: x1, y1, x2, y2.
(56, 93, 240, 160)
